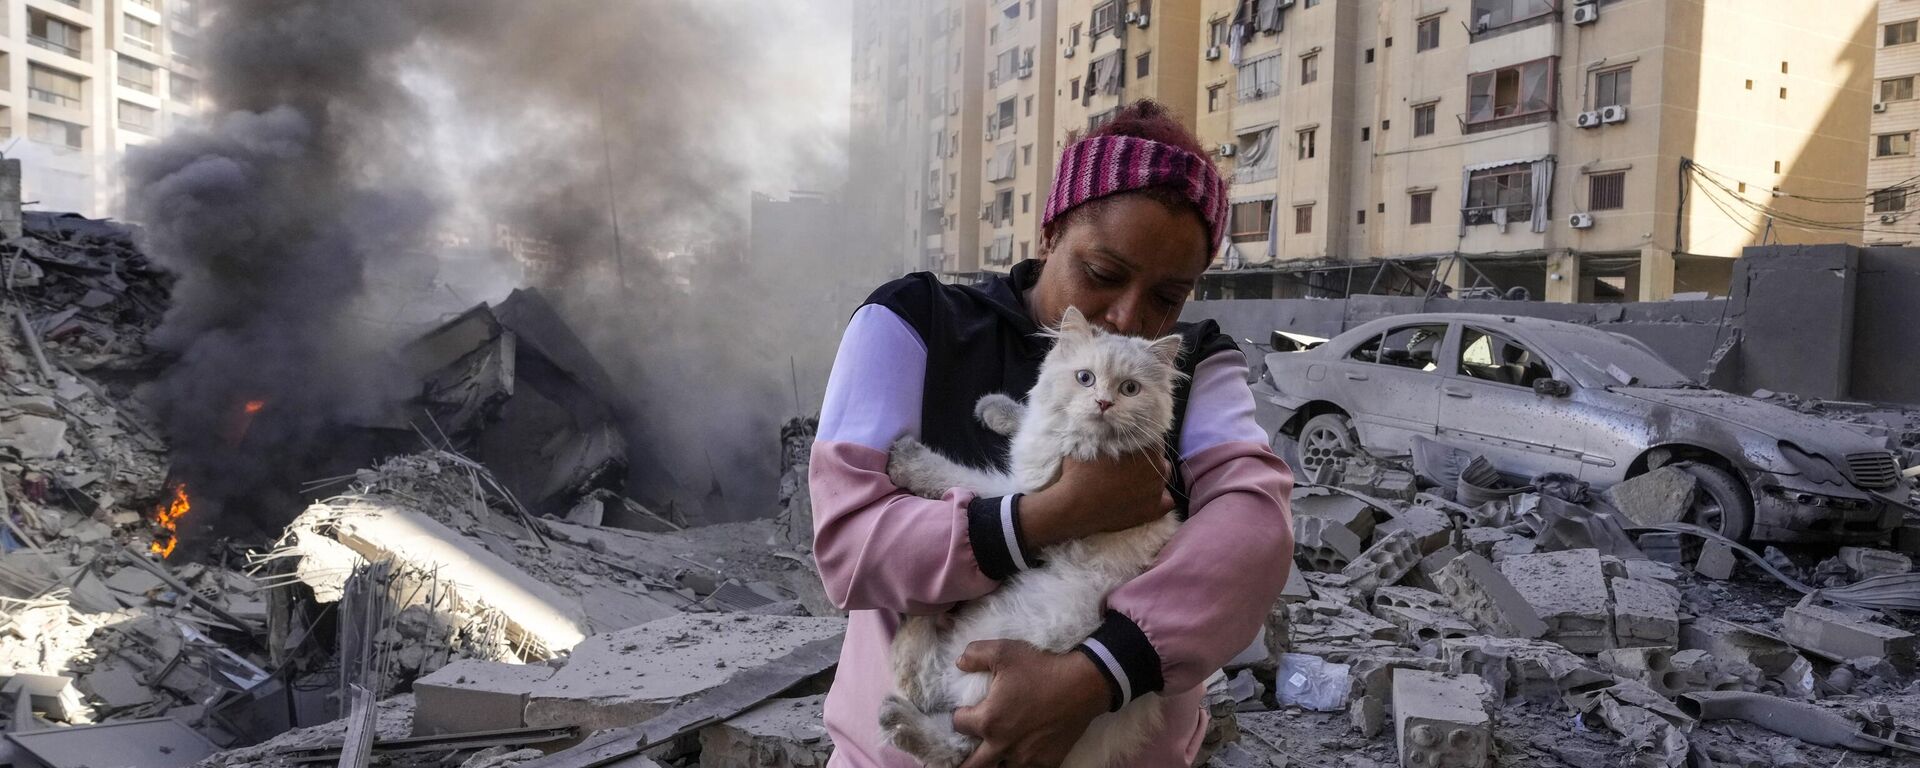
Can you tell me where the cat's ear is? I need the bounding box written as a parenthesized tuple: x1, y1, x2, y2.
(1148, 334, 1184, 367)
(1057, 306, 1093, 339)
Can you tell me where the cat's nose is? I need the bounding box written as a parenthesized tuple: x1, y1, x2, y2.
(1096, 400, 1113, 412)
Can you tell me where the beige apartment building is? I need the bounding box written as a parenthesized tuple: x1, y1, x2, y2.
(971, 0, 1058, 276)
(1052, 0, 1203, 163)
(1870, 0, 1920, 242)
(1194, 0, 1874, 302)
(0, 0, 202, 217)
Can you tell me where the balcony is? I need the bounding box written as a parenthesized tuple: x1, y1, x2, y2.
(117, 76, 152, 94)
(29, 36, 82, 58)
(29, 87, 79, 109)
(1236, 81, 1278, 103)
(1234, 165, 1278, 184)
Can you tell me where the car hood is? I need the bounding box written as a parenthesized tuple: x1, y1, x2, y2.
(1611, 387, 1886, 454)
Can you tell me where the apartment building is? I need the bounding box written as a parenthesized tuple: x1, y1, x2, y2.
(1871, 0, 1920, 242)
(1194, 0, 1872, 302)
(970, 0, 1058, 276)
(1052, 0, 1203, 165)
(0, 0, 202, 217)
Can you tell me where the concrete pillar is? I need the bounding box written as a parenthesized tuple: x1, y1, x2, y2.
(1544, 251, 1579, 303)
(1637, 245, 1675, 301)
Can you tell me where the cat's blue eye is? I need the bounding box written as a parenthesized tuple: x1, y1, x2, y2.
(1119, 380, 1140, 396)
(1075, 369, 1095, 387)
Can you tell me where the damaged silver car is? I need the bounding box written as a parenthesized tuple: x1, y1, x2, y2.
(1254, 313, 1913, 544)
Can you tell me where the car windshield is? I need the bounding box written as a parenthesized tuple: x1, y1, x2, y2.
(1532, 328, 1695, 388)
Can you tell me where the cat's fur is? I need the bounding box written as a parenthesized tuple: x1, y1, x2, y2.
(878, 306, 1186, 768)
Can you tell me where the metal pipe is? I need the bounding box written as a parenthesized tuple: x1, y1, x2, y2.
(1675, 691, 1881, 752)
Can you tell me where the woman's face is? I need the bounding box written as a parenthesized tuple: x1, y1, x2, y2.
(1030, 194, 1209, 338)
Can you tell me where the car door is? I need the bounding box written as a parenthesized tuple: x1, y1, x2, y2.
(1336, 321, 1449, 457)
(1435, 324, 1593, 480)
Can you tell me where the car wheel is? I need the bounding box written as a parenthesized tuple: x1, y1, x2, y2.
(1299, 412, 1361, 483)
(1675, 461, 1754, 542)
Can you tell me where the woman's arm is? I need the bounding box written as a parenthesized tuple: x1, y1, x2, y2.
(810, 304, 1042, 614)
(1073, 349, 1296, 707)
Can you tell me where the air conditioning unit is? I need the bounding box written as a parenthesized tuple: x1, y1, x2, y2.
(1218, 143, 1237, 156)
(1206, 45, 1222, 61)
(1600, 104, 1628, 123)
(1135, 13, 1150, 28)
(1568, 213, 1595, 229)
(1064, 45, 1076, 58)
(1125, 11, 1138, 24)
(1881, 213, 1899, 224)
(1278, 0, 1295, 6)
(1576, 111, 1602, 128)
(1874, 102, 1888, 112)
(1017, 65, 1033, 79)
(1572, 5, 1599, 24)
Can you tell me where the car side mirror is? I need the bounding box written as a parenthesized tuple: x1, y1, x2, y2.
(1532, 378, 1572, 397)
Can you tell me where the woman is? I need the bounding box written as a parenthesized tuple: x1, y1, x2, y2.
(811, 100, 1294, 767)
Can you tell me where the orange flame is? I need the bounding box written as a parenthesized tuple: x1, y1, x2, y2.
(244, 400, 266, 415)
(149, 484, 190, 558)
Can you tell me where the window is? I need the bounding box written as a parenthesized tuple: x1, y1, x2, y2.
(28, 66, 84, 109)
(1410, 191, 1433, 224)
(1469, 0, 1554, 32)
(1237, 53, 1280, 101)
(995, 188, 1015, 225)
(1230, 199, 1275, 242)
(1023, 144, 1032, 165)
(118, 100, 156, 133)
(1463, 164, 1534, 225)
(118, 55, 155, 94)
(1209, 19, 1230, 47)
(1360, 324, 1448, 370)
(997, 97, 1016, 128)
(1886, 20, 1918, 47)
(1365, 48, 1375, 63)
(1589, 172, 1625, 210)
(1878, 132, 1913, 158)
(171, 73, 197, 103)
(1361, 126, 1370, 141)
(1384, 37, 1393, 48)
(1356, 209, 1367, 224)
(1070, 23, 1082, 49)
(1874, 188, 1907, 213)
(1137, 52, 1150, 79)
(123, 15, 158, 50)
(1417, 18, 1440, 51)
(1466, 57, 1555, 126)
(1301, 53, 1318, 84)
(1594, 67, 1631, 109)
(1208, 84, 1224, 112)
(1294, 204, 1313, 233)
(1025, 96, 1033, 116)
(1457, 327, 1552, 388)
(1882, 77, 1914, 103)
(1072, 78, 1082, 100)
(1414, 104, 1436, 136)
(28, 115, 83, 149)
(1381, 119, 1390, 131)
(29, 13, 84, 58)
(1304, 0, 1319, 7)
(1297, 128, 1316, 159)
(1022, 193, 1031, 213)
(1092, 0, 1120, 36)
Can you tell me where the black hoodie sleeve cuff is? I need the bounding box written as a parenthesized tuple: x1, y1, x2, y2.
(1074, 610, 1165, 711)
(966, 494, 1038, 581)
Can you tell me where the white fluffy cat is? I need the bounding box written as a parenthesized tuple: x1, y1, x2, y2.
(878, 306, 1185, 768)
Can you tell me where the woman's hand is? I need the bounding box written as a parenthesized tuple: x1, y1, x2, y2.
(1020, 449, 1174, 547)
(951, 640, 1110, 768)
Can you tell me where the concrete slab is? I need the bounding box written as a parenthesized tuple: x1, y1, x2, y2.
(0, 413, 68, 460)
(1433, 553, 1547, 640)
(1604, 467, 1696, 526)
(525, 614, 846, 730)
(413, 659, 558, 736)
(1609, 577, 1680, 648)
(1391, 670, 1491, 768)
(1341, 528, 1421, 595)
(5, 717, 216, 767)
(1782, 603, 1916, 669)
(1499, 550, 1612, 653)
(77, 663, 154, 711)
(696, 694, 832, 768)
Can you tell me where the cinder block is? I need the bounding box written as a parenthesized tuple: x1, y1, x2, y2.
(1500, 550, 1613, 653)
(1695, 540, 1737, 580)
(1459, 528, 1514, 561)
(1293, 492, 1377, 542)
(1346, 654, 1447, 739)
(1439, 636, 1604, 705)
(1433, 553, 1547, 640)
(1405, 546, 1462, 593)
(413, 659, 556, 736)
(1604, 467, 1696, 526)
(1392, 670, 1491, 768)
(1375, 504, 1454, 555)
(1342, 528, 1422, 594)
(1609, 577, 1680, 648)
(1295, 515, 1364, 572)
(1373, 586, 1450, 613)
(1782, 603, 1916, 670)
(1376, 604, 1476, 644)
(1682, 617, 1802, 678)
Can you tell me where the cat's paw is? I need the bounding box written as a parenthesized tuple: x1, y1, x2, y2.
(887, 437, 946, 499)
(973, 393, 1024, 437)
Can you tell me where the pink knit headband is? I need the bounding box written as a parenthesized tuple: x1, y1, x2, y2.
(1043, 134, 1231, 252)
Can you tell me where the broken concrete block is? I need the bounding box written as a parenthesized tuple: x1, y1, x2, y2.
(1292, 492, 1377, 542)
(1373, 586, 1450, 613)
(1599, 647, 1743, 698)
(1278, 559, 1311, 604)
(1488, 536, 1536, 562)
(1622, 559, 1681, 585)
(1405, 545, 1461, 593)
(1682, 617, 1803, 679)
(1782, 603, 1916, 670)
(1440, 636, 1604, 705)
(1836, 547, 1912, 580)
(0, 414, 68, 460)
(1500, 550, 1613, 653)
(1433, 553, 1546, 640)
(1340, 528, 1421, 595)
(413, 659, 557, 736)
(3, 674, 89, 723)
(1604, 466, 1697, 526)
(1635, 532, 1696, 566)
(1609, 577, 1680, 648)
(1392, 670, 1492, 768)
(525, 614, 845, 730)
(1376, 604, 1476, 644)
(77, 662, 154, 711)
(1374, 504, 1453, 555)
(697, 694, 832, 768)
(1294, 515, 1363, 572)
(1460, 527, 1515, 561)
(1345, 653, 1447, 739)
(1695, 540, 1737, 580)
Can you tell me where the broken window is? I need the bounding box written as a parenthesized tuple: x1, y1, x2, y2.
(1236, 127, 1275, 181)
(995, 188, 1015, 225)
(1417, 17, 1440, 51)
(1873, 188, 1906, 213)
(1463, 163, 1533, 226)
(1237, 53, 1280, 101)
(1466, 57, 1555, 126)
(1414, 104, 1436, 136)
(1593, 67, 1631, 109)
(1372, 324, 1449, 372)
(1589, 171, 1625, 210)
(1230, 198, 1274, 242)
(1886, 20, 1918, 47)
(986, 142, 1017, 182)
(1877, 132, 1912, 157)
(1882, 76, 1914, 103)
(1457, 327, 1553, 388)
